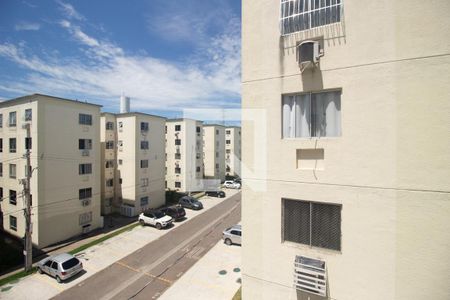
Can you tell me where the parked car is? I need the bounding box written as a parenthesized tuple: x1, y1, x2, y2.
(37, 253, 83, 283)
(223, 180, 241, 189)
(138, 210, 173, 229)
(205, 190, 226, 198)
(179, 196, 203, 210)
(223, 225, 242, 246)
(160, 205, 186, 221)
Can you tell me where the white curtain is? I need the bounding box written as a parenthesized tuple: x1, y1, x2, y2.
(282, 96, 293, 138)
(296, 94, 311, 137)
(312, 91, 341, 137)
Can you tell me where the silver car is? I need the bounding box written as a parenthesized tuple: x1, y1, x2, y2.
(37, 253, 83, 283)
(223, 225, 242, 245)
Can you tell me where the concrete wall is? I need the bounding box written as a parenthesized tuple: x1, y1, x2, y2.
(203, 125, 226, 181)
(242, 0, 450, 299)
(225, 127, 241, 177)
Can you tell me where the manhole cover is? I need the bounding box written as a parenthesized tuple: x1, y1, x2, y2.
(218, 270, 227, 275)
(233, 267, 241, 273)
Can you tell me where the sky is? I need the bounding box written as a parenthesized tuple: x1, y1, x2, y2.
(0, 0, 241, 120)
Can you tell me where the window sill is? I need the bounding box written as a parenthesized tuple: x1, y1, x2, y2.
(282, 240, 341, 255)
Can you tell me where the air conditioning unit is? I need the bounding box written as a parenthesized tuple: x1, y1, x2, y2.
(297, 40, 322, 72)
(82, 225, 91, 234)
(81, 150, 90, 156)
(81, 199, 91, 206)
(294, 256, 327, 297)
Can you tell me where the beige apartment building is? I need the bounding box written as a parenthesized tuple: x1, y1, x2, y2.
(242, 1, 450, 300)
(165, 119, 204, 193)
(0, 94, 103, 248)
(100, 112, 166, 217)
(203, 124, 226, 181)
(225, 126, 241, 177)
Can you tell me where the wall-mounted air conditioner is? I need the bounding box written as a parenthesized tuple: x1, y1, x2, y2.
(297, 40, 323, 72)
(294, 256, 327, 297)
(81, 199, 91, 206)
(81, 150, 90, 156)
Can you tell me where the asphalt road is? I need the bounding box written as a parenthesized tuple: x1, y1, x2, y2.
(52, 192, 241, 300)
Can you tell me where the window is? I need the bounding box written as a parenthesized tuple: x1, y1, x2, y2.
(10, 216, 17, 231)
(140, 196, 149, 206)
(25, 137, 32, 150)
(282, 91, 341, 138)
(25, 109, 32, 121)
(226, 130, 231, 134)
(226, 149, 231, 154)
(196, 153, 201, 159)
(79, 212, 92, 225)
(79, 188, 92, 200)
(215, 152, 219, 158)
(79, 114, 92, 125)
(216, 129, 219, 135)
(79, 139, 93, 150)
(118, 159, 123, 165)
(175, 153, 181, 159)
(141, 122, 149, 131)
(175, 139, 181, 145)
(283, 198, 341, 251)
(106, 122, 114, 130)
(280, 0, 342, 36)
(118, 140, 123, 150)
(9, 112, 16, 127)
(0, 114, 2, 127)
(0, 188, 3, 199)
(175, 125, 181, 131)
(79, 163, 92, 174)
(196, 126, 201, 133)
(106, 179, 114, 187)
(196, 166, 201, 172)
(9, 164, 16, 179)
(25, 165, 32, 177)
(226, 140, 231, 145)
(105, 160, 114, 168)
(0, 138, 2, 152)
(119, 178, 123, 184)
(140, 160, 148, 168)
(0, 163, 2, 177)
(215, 163, 219, 169)
(105, 141, 114, 149)
(118, 122, 123, 130)
(9, 190, 17, 205)
(175, 181, 181, 188)
(9, 138, 16, 153)
(165, 126, 167, 133)
(175, 167, 181, 174)
(141, 178, 149, 187)
(141, 141, 149, 150)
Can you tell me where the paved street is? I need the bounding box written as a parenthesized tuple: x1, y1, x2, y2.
(53, 191, 241, 300)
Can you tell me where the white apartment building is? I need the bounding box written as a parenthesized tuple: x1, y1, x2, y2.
(225, 126, 241, 177)
(100, 112, 166, 217)
(242, 1, 450, 300)
(0, 94, 103, 248)
(165, 119, 204, 193)
(203, 124, 226, 182)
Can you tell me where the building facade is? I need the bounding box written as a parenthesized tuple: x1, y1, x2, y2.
(100, 112, 166, 217)
(203, 125, 226, 182)
(225, 126, 241, 177)
(165, 119, 204, 193)
(0, 94, 103, 248)
(242, 1, 450, 300)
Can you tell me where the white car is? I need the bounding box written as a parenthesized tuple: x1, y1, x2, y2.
(223, 180, 241, 189)
(138, 210, 173, 229)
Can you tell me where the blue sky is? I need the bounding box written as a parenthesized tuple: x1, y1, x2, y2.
(0, 0, 241, 120)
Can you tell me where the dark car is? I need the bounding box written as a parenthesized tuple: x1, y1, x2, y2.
(160, 206, 186, 221)
(205, 190, 226, 198)
(179, 196, 203, 210)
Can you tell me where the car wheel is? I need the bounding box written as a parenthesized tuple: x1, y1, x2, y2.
(225, 238, 232, 246)
(156, 223, 162, 230)
(37, 267, 43, 274)
(139, 219, 145, 226)
(56, 276, 62, 283)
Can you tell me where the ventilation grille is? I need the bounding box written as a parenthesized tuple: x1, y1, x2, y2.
(294, 256, 326, 296)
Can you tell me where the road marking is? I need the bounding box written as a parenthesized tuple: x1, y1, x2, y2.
(115, 261, 172, 285)
(99, 200, 240, 300)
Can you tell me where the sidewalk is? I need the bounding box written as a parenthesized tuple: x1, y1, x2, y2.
(159, 234, 241, 300)
(0, 189, 240, 299)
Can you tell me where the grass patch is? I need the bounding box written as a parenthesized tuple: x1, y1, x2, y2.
(232, 287, 241, 300)
(69, 222, 140, 255)
(0, 267, 37, 288)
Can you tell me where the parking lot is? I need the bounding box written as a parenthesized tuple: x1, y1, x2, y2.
(0, 189, 240, 300)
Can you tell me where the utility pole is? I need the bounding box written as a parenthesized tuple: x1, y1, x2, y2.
(22, 123, 33, 272)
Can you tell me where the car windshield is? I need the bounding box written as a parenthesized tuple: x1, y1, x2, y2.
(154, 211, 165, 218)
(61, 257, 79, 270)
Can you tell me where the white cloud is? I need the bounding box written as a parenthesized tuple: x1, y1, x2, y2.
(15, 22, 41, 31)
(0, 16, 240, 111)
(56, 1, 85, 21)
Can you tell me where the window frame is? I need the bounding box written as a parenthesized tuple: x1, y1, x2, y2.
(79, 113, 93, 125)
(10, 215, 17, 231)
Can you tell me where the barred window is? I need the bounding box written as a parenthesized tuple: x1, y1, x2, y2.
(79, 188, 92, 200)
(79, 163, 92, 174)
(141, 122, 149, 131)
(280, 0, 342, 36)
(283, 198, 341, 251)
(106, 122, 114, 130)
(141, 141, 149, 150)
(140, 160, 149, 168)
(79, 113, 92, 125)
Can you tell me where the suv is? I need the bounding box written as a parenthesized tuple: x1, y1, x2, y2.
(205, 190, 226, 198)
(179, 196, 203, 210)
(160, 205, 186, 221)
(223, 225, 242, 246)
(224, 180, 241, 189)
(138, 210, 173, 229)
(37, 253, 83, 283)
